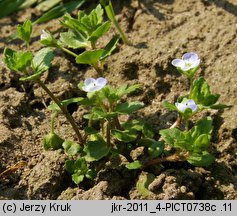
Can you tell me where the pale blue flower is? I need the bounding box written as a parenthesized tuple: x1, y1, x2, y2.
(175, 99, 198, 113)
(82, 77, 107, 92)
(172, 52, 200, 71)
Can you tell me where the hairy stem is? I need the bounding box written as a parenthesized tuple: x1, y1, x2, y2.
(37, 79, 84, 146)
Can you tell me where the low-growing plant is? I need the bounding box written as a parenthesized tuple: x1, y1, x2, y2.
(40, 3, 120, 76)
(3, 5, 230, 192)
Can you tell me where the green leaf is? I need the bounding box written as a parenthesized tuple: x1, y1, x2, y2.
(89, 21, 111, 43)
(117, 84, 142, 97)
(126, 160, 142, 170)
(84, 135, 110, 162)
(142, 123, 154, 138)
(4, 48, 32, 72)
(72, 173, 84, 184)
(60, 30, 88, 49)
(210, 104, 232, 109)
(136, 172, 155, 196)
(85, 169, 97, 180)
(190, 77, 220, 106)
(19, 71, 42, 81)
(65, 158, 87, 174)
(36, 0, 61, 12)
(159, 128, 183, 146)
(76, 49, 104, 66)
(33, 0, 86, 24)
(148, 141, 164, 158)
(100, 35, 119, 60)
(116, 101, 144, 114)
(187, 151, 215, 166)
(62, 140, 81, 156)
(64, 160, 75, 174)
(48, 97, 84, 112)
(193, 134, 210, 152)
(0, 0, 25, 18)
(17, 19, 32, 43)
(84, 127, 98, 135)
(32, 47, 54, 73)
(190, 117, 213, 140)
(43, 132, 64, 150)
(112, 129, 138, 142)
(163, 100, 177, 111)
(122, 120, 143, 131)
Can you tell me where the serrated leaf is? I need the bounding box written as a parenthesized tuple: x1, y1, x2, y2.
(163, 100, 177, 111)
(89, 21, 111, 43)
(187, 151, 215, 166)
(126, 160, 142, 170)
(62, 140, 81, 156)
(60, 30, 88, 49)
(136, 172, 155, 196)
(76, 49, 104, 66)
(112, 129, 138, 142)
(32, 47, 54, 73)
(84, 136, 110, 162)
(4, 48, 32, 72)
(17, 19, 32, 43)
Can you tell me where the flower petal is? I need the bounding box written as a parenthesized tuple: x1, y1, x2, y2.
(84, 78, 96, 86)
(96, 77, 107, 88)
(171, 59, 185, 68)
(187, 99, 198, 112)
(175, 102, 187, 113)
(182, 52, 199, 62)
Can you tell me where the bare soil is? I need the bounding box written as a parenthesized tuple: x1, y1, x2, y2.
(0, 0, 236, 200)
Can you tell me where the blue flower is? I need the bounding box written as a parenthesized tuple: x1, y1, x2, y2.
(82, 77, 107, 92)
(172, 52, 200, 72)
(175, 99, 198, 113)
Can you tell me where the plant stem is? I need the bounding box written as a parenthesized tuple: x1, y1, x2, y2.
(189, 77, 194, 98)
(142, 154, 186, 169)
(106, 120, 111, 146)
(37, 79, 84, 146)
(51, 111, 58, 134)
(185, 119, 189, 131)
(93, 63, 104, 77)
(104, 1, 132, 46)
(61, 47, 78, 58)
